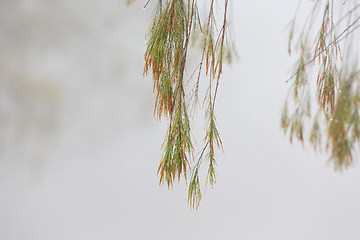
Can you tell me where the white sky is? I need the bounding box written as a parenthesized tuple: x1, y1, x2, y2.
(1, 0, 360, 239)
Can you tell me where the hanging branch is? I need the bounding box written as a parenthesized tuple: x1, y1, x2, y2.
(143, 0, 233, 210)
(282, 0, 360, 170)
(188, 0, 228, 210)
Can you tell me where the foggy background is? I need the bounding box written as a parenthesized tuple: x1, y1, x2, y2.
(1, 0, 360, 239)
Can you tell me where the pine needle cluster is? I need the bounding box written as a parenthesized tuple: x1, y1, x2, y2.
(282, 0, 360, 170)
(143, 0, 233, 210)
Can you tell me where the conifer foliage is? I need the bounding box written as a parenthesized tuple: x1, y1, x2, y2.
(282, 0, 360, 170)
(142, 0, 232, 210)
(137, 0, 360, 210)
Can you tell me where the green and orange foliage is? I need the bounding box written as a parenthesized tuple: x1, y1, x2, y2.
(143, 0, 233, 210)
(282, 0, 360, 170)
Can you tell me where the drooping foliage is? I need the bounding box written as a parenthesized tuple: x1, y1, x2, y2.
(283, 0, 360, 170)
(130, 0, 360, 210)
(142, 0, 234, 210)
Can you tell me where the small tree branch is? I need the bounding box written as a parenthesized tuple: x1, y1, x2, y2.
(286, 15, 360, 83)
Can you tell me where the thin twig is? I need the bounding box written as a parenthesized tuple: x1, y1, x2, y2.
(286, 15, 360, 83)
(194, 0, 215, 103)
(143, 0, 151, 9)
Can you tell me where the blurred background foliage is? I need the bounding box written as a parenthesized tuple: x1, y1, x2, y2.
(282, 0, 360, 170)
(0, 0, 153, 171)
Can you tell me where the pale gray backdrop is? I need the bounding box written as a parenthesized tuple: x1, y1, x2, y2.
(0, 0, 360, 239)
